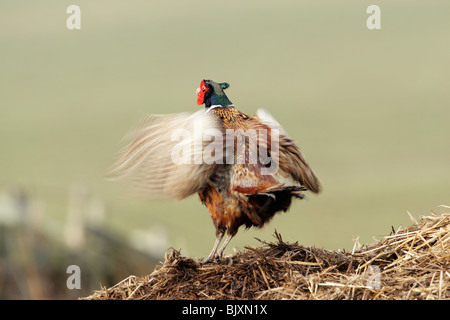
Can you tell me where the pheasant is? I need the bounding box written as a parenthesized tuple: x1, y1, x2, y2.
(108, 79, 321, 263)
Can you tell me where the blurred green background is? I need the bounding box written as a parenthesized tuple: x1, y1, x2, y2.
(1, 0, 449, 298)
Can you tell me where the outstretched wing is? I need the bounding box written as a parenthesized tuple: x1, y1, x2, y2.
(107, 110, 223, 200)
(252, 109, 321, 193)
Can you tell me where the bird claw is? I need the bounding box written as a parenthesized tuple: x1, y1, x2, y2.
(198, 258, 211, 264)
(199, 253, 224, 264)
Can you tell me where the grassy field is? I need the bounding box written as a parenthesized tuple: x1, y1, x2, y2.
(1, 0, 450, 271)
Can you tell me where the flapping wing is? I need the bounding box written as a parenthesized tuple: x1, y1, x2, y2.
(107, 110, 222, 200)
(253, 109, 321, 193)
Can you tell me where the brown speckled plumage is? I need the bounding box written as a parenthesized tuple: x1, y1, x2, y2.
(198, 106, 320, 262)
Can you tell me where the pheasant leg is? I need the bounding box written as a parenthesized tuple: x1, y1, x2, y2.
(202, 230, 224, 263)
(216, 233, 234, 259)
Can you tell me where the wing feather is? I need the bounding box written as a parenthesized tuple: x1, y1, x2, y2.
(107, 110, 222, 200)
(254, 109, 321, 193)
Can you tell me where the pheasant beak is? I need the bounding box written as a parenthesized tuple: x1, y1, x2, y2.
(196, 80, 209, 105)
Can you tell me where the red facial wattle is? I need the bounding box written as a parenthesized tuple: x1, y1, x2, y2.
(197, 80, 209, 105)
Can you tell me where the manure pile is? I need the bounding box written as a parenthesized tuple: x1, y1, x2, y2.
(85, 211, 450, 300)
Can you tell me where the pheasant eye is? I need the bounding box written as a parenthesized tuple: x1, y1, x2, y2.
(202, 86, 206, 91)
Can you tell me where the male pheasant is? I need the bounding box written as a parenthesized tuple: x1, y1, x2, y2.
(108, 79, 321, 262)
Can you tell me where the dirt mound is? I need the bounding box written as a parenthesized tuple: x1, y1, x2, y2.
(84, 211, 450, 300)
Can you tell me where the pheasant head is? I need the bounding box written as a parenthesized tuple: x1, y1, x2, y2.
(197, 79, 233, 110)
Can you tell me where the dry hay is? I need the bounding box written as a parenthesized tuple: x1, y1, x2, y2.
(84, 210, 450, 300)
